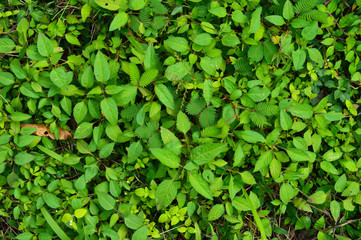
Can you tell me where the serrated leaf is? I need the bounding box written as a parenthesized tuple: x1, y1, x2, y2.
(248, 87, 270, 102)
(156, 180, 177, 210)
(330, 201, 340, 222)
(203, 80, 213, 105)
(150, 148, 180, 168)
(166, 37, 189, 52)
(265, 15, 285, 26)
(283, 0, 294, 20)
(128, 141, 143, 163)
(190, 143, 227, 165)
(50, 68, 73, 90)
(154, 83, 174, 110)
(320, 161, 338, 175)
(37, 33, 53, 57)
(177, 111, 191, 134)
(109, 12, 128, 31)
(0, 72, 15, 86)
(289, 104, 313, 119)
(97, 193, 115, 210)
(239, 130, 266, 143)
(73, 101, 88, 124)
(94, 51, 110, 83)
(100, 97, 118, 125)
(280, 183, 296, 204)
(308, 191, 327, 204)
(0, 38, 16, 53)
(194, 33, 213, 46)
(254, 150, 273, 172)
(124, 214, 143, 230)
(188, 171, 213, 200)
(139, 69, 158, 87)
(43, 193, 62, 208)
(324, 112, 344, 121)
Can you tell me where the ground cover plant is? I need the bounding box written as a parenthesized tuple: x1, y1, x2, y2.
(0, 0, 361, 239)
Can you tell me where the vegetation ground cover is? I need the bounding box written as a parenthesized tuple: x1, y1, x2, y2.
(0, 0, 361, 239)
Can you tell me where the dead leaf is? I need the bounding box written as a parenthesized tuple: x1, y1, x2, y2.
(20, 124, 73, 140)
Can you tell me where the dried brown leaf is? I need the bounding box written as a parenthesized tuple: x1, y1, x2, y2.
(20, 124, 73, 140)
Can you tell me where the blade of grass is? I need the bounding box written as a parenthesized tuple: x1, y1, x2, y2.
(41, 207, 70, 240)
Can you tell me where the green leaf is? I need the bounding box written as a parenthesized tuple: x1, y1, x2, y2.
(287, 148, 315, 162)
(208, 204, 225, 221)
(43, 193, 62, 208)
(97, 193, 115, 210)
(125, 214, 143, 230)
(81, 66, 95, 88)
(74, 122, 93, 139)
(289, 104, 313, 119)
(100, 97, 118, 125)
(15, 152, 35, 165)
(309, 191, 327, 204)
(302, 21, 318, 41)
(150, 148, 180, 168)
(249, 7, 262, 33)
(132, 225, 148, 240)
(94, 0, 121, 11)
(166, 37, 189, 52)
(280, 183, 296, 204)
(109, 12, 129, 31)
(73, 101, 88, 124)
(330, 201, 340, 222)
(128, 141, 143, 163)
(154, 83, 174, 110)
(240, 171, 257, 185)
(94, 51, 110, 83)
(265, 15, 285, 26)
(0, 72, 15, 86)
(41, 208, 71, 240)
(0, 38, 16, 53)
(65, 33, 81, 46)
(320, 161, 338, 175)
(280, 110, 293, 130)
(292, 49, 306, 70)
(11, 112, 32, 122)
(239, 130, 266, 143)
(293, 197, 313, 212)
(222, 34, 240, 47)
(209, 7, 227, 18)
(99, 142, 115, 158)
(81, 4, 92, 21)
(165, 62, 190, 81)
(248, 87, 270, 102)
(248, 44, 264, 62)
(324, 112, 344, 121)
(144, 44, 157, 71)
(74, 209, 88, 218)
(155, 180, 178, 210)
(200, 57, 217, 76)
(37, 33, 53, 57)
(283, 0, 295, 20)
(177, 111, 191, 134)
(194, 33, 213, 46)
(203, 80, 213, 105)
(188, 171, 213, 200)
(50, 68, 73, 90)
(190, 143, 227, 165)
(254, 150, 273, 172)
(139, 69, 158, 87)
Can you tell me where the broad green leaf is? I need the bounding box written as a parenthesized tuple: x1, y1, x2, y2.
(280, 183, 296, 204)
(97, 193, 115, 210)
(248, 44, 264, 62)
(50, 68, 73, 90)
(128, 141, 143, 163)
(287, 148, 315, 162)
(81, 4, 92, 21)
(74, 209, 87, 218)
(222, 34, 240, 47)
(41, 208, 71, 240)
(74, 122, 93, 139)
(293, 198, 312, 212)
(11, 112, 32, 122)
(342, 182, 360, 197)
(177, 111, 191, 134)
(100, 97, 118, 125)
(155, 180, 178, 210)
(65, 33, 81, 46)
(280, 110, 292, 130)
(320, 161, 338, 174)
(330, 201, 340, 222)
(80, 66, 94, 88)
(240, 171, 257, 185)
(239, 130, 266, 143)
(249, 7, 262, 33)
(254, 150, 273, 172)
(283, 0, 294, 20)
(37, 33, 53, 57)
(94, 0, 121, 10)
(248, 87, 270, 102)
(292, 49, 306, 70)
(73, 101, 88, 124)
(324, 112, 344, 121)
(132, 225, 147, 240)
(154, 83, 174, 110)
(190, 143, 227, 165)
(188, 171, 213, 200)
(0, 72, 15, 86)
(201, 22, 217, 34)
(208, 204, 225, 221)
(0, 38, 16, 53)
(94, 51, 110, 83)
(165, 62, 190, 81)
(109, 12, 128, 31)
(289, 104, 313, 119)
(308, 191, 327, 204)
(99, 142, 115, 158)
(144, 44, 157, 71)
(124, 214, 143, 230)
(265, 15, 285, 26)
(232, 10, 248, 23)
(233, 145, 245, 167)
(200, 57, 217, 76)
(150, 148, 180, 168)
(302, 21, 318, 41)
(194, 33, 212, 46)
(15, 152, 35, 165)
(166, 37, 189, 52)
(203, 80, 213, 105)
(209, 7, 227, 17)
(43, 193, 62, 208)
(323, 150, 342, 161)
(232, 197, 252, 211)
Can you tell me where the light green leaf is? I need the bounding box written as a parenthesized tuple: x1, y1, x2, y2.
(265, 15, 285, 26)
(203, 80, 213, 105)
(81, 66, 95, 88)
(248, 87, 270, 102)
(73, 101, 88, 124)
(11, 112, 32, 122)
(50, 68, 73, 90)
(0, 38, 16, 53)
(208, 204, 225, 221)
(97, 193, 115, 210)
(94, 51, 110, 83)
(308, 191, 327, 204)
(100, 97, 118, 125)
(287, 148, 315, 162)
(188, 171, 213, 200)
(330, 201, 340, 222)
(283, 0, 294, 20)
(43, 193, 62, 208)
(0, 72, 15, 86)
(166, 37, 189, 52)
(302, 21, 318, 41)
(289, 104, 313, 119)
(94, 0, 121, 11)
(125, 214, 143, 230)
(200, 57, 217, 76)
(155, 180, 178, 210)
(292, 49, 306, 70)
(128, 141, 143, 163)
(190, 143, 227, 165)
(324, 112, 344, 121)
(37, 33, 53, 57)
(209, 7, 227, 18)
(254, 150, 273, 172)
(154, 83, 175, 110)
(150, 148, 180, 168)
(165, 62, 190, 81)
(320, 161, 338, 175)
(41, 208, 71, 240)
(222, 34, 240, 47)
(280, 183, 297, 204)
(239, 130, 266, 143)
(194, 33, 213, 46)
(109, 12, 129, 31)
(177, 111, 191, 134)
(74, 122, 93, 139)
(248, 44, 264, 62)
(249, 7, 262, 33)
(65, 33, 81, 46)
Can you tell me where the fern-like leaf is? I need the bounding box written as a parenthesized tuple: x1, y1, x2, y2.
(135, 122, 159, 138)
(200, 107, 216, 128)
(294, 0, 318, 14)
(186, 98, 207, 115)
(139, 7, 151, 27)
(299, 10, 329, 24)
(201, 126, 222, 138)
(149, 132, 163, 148)
(250, 111, 269, 128)
(128, 63, 140, 85)
(129, 15, 141, 33)
(121, 104, 142, 119)
(152, 16, 167, 30)
(255, 103, 280, 116)
(139, 69, 158, 87)
(149, 0, 168, 15)
(263, 41, 278, 64)
(235, 58, 253, 77)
